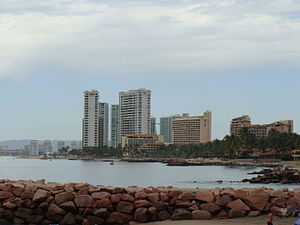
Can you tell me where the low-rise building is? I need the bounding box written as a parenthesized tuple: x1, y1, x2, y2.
(122, 134, 164, 150)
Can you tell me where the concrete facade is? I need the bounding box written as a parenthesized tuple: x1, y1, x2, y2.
(150, 116, 157, 134)
(111, 104, 120, 148)
(121, 134, 164, 150)
(172, 111, 212, 145)
(99, 102, 109, 146)
(82, 90, 99, 148)
(160, 115, 181, 144)
(230, 115, 251, 136)
(119, 89, 151, 142)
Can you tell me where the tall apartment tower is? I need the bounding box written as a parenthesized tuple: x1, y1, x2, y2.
(119, 89, 151, 141)
(99, 102, 109, 146)
(160, 115, 181, 144)
(82, 90, 99, 148)
(150, 117, 157, 134)
(29, 140, 38, 156)
(230, 115, 251, 136)
(111, 104, 120, 148)
(172, 111, 212, 145)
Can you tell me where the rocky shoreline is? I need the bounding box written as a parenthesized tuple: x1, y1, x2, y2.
(243, 169, 300, 184)
(0, 179, 299, 225)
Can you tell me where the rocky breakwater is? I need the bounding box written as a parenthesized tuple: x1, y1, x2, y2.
(243, 170, 300, 184)
(0, 179, 299, 225)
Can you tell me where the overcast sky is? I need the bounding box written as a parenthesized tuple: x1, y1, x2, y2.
(0, 0, 299, 140)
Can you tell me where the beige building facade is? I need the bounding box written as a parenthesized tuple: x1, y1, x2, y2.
(172, 111, 212, 145)
(231, 115, 294, 138)
(121, 134, 164, 150)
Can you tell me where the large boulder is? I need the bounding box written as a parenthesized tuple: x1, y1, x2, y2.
(55, 192, 75, 205)
(74, 195, 95, 208)
(93, 208, 109, 218)
(60, 212, 76, 225)
(116, 201, 134, 214)
(134, 199, 152, 208)
(0, 191, 14, 199)
(215, 195, 232, 206)
(244, 190, 270, 211)
(12, 185, 25, 197)
(195, 190, 214, 203)
(134, 208, 148, 222)
(227, 199, 250, 211)
(87, 215, 104, 225)
(171, 208, 191, 220)
(14, 207, 33, 218)
(229, 209, 246, 218)
(147, 193, 160, 203)
(106, 212, 132, 224)
(120, 193, 135, 202)
(97, 198, 112, 208)
(48, 203, 66, 216)
(33, 189, 50, 202)
(158, 210, 171, 220)
(59, 201, 77, 213)
(191, 210, 212, 220)
(135, 191, 148, 200)
(91, 192, 110, 200)
(148, 207, 157, 221)
(271, 197, 286, 207)
(200, 203, 221, 214)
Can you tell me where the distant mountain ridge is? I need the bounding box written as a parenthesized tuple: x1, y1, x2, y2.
(0, 139, 81, 151)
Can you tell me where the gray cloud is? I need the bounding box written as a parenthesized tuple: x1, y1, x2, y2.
(0, 0, 299, 80)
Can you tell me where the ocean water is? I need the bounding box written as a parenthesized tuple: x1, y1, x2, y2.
(0, 157, 298, 190)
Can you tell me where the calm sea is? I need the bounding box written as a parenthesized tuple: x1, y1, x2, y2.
(0, 157, 297, 189)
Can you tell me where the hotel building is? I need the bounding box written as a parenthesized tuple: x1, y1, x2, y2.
(111, 104, 120, 148)
(172, 111, 212, 145)
(119, 89, 151, 141)
(160, 115, 181, 144)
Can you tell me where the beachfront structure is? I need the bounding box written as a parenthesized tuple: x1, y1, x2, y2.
(231, 115, 294, 138)
(121, 134, 164, 151)
(172, 111, 212, 145)
(99, 102, 109, 146)
(119, 89, 151, 142)
(230, 115, 251, 136)
(111, 104, 120, 148)
(82, 90, 99, 148)
(160, 115, 181, 144)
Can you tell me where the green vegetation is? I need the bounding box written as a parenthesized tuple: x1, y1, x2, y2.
(65, 129, 300, 159)
(148, 129, 300, 159)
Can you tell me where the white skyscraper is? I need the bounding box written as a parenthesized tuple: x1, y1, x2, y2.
(119, 89, 151, 141)
(111, 104, 120, 148)
(82, 90, 99, 148)
(29, 140, 38, 156)
(99, 102, 109, 146)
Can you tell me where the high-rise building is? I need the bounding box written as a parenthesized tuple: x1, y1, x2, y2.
(111, 104, 120, 148)
(99, 102, 109, 146)
(119, 89, 151, 141)
(150, 117, 157, 134)
(43, 140, 52, 154)
(29, 140, 38, 156)
(82, 90, 99, 148)
(172, 111, 212, 145)
(230, 115, 251, 136)
(160, 115, 181, 144)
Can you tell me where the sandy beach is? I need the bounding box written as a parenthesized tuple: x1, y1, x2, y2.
(142, 216, 296, 225)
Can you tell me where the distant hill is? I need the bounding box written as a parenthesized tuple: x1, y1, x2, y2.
(0, 140, 81, 151)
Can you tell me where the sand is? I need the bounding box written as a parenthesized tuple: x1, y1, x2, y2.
(141, 216, 296, 225)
